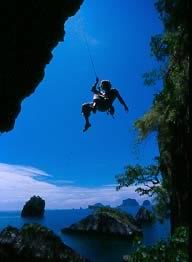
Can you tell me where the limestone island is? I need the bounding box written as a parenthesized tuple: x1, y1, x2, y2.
(62, 207, 142, 239)
(135, 206, 155, 224)
(21, 196, 45, 218)
(0, 224, 88, 262)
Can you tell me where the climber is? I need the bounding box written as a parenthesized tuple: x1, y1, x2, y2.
(81, 78, 128, 132)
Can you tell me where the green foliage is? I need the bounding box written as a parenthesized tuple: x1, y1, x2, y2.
(136, 12, 189, 140)
(150, 34, 169, 61)
(134, 0, 190, 233)
(117, 1, 190, 247)
(127, 227, 189, 262)
(122, 2, 191, 259)
(153, 185, 170, 219)
(155, 0, 189, 31)
(116, 163, 160, 196)
(134, 106, 161, 139)
(143, 69, 164, 86)
(115, 160, 171, 220)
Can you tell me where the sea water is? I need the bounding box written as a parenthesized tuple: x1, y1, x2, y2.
(0, 209, 170, 262)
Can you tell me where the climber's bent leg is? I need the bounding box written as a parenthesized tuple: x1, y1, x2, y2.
(81, 103, 93, 132)
(108, 105, 115, 116)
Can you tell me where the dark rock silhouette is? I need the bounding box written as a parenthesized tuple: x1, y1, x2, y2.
(142, 199, 153, 212)
(88, 203, 110, 210)
(88, 203, 104, 209)
(142, 200, 151, 206)
(118, 198, 140, 208)
(0, 0, 83, 132)
(0, 224, 88, 262)
(135, 206, 154, 224)
(62, 207, 142, 238)
(117, 198, 140, 216)
(21, 196, 45, 217)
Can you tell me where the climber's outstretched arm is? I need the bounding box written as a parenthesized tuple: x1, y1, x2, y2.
(116, 91, 129, 111)
(91, 77, 100, 94)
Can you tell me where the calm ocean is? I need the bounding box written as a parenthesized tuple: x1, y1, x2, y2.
(0, 209, 170, 262)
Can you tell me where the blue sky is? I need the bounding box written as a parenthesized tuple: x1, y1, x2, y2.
(0, 0, 162, 209)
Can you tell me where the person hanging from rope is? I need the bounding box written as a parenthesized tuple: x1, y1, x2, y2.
(81, 77, 129, 132)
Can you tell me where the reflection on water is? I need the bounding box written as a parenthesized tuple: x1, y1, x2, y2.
(61, 232, 135, 262)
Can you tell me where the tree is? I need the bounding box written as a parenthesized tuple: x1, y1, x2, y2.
(117, 0, 191, 258)
(116, 160, 170, 220)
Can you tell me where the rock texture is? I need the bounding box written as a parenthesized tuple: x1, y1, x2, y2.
(0, 224, 88, 262)
(0, 0, 83, 132)
(62, 207, 142, 238)
(135, 206, 154, 224)
(21, 196, 45, 217)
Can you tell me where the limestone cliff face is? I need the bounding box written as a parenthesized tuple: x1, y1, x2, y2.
(62, 208, 142, 238)
(0, 0, 83, 132)
(21, 196, 45, 217)
(135, 206, 155, 224)
(0, 224, 88, 261)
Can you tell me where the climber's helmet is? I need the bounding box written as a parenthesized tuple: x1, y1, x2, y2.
(101, 80, 112, 91)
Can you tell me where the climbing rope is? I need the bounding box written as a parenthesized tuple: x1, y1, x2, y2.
(83, 31, 98, 79)
(79, 13, 98, 80)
